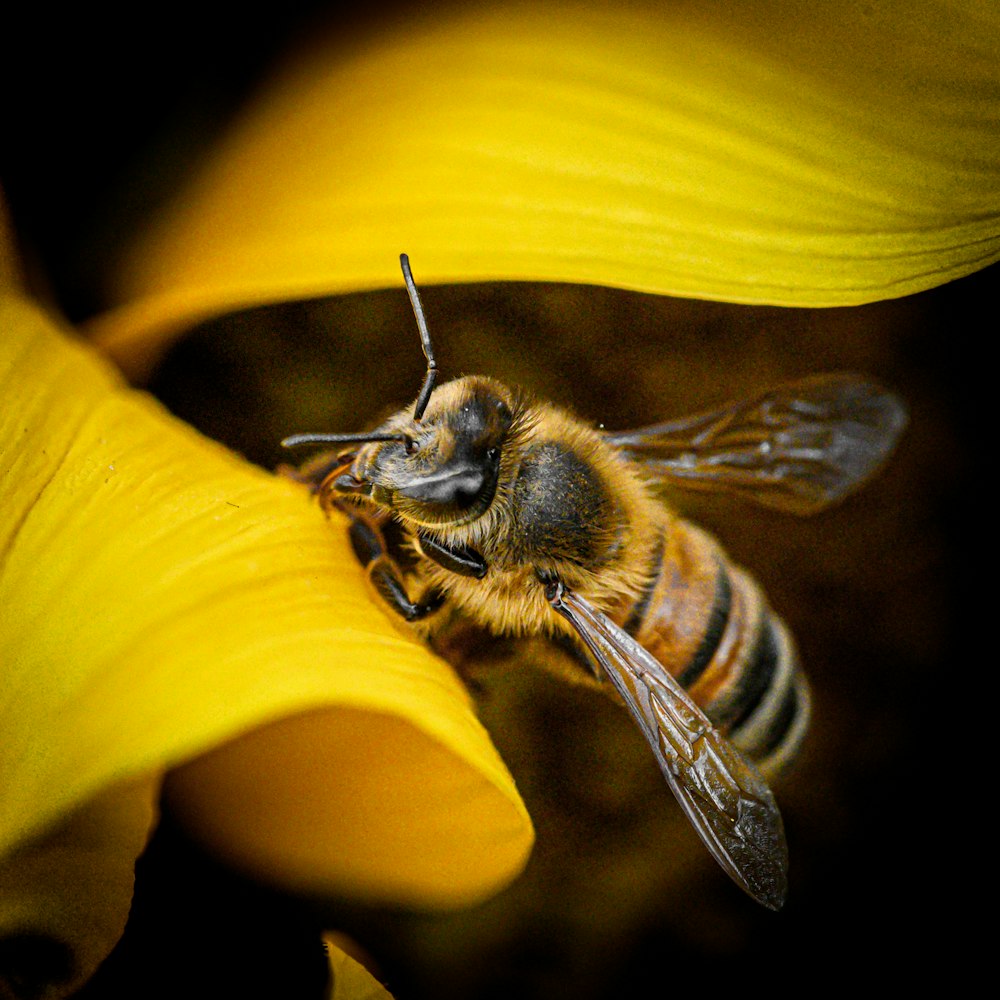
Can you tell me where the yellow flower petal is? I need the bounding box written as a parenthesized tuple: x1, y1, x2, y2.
(0, 776, 158, 999)
(323, 934, 394, 1000)
(1, 295, 532, 921)
(90, 0, 1000, 365)
(164, 707, 532, 906)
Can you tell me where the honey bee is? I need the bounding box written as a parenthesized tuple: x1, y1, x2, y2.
(283, 254, 907, 910)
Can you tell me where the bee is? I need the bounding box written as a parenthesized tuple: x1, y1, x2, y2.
(282, 254, 907, 910)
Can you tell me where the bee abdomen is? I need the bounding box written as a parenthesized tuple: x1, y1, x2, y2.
(699, 569, 810, 777)
(630, 522, 810, 777)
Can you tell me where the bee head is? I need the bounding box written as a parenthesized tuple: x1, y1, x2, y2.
(282, 255, 519, 526)
(345, 376, 516, 526)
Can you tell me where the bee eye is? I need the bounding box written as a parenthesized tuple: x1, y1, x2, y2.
(404, 437, 420, 455)
(487, 446, 501, 462)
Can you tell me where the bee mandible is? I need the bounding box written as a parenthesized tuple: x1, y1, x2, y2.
(282, 254, 907, 910)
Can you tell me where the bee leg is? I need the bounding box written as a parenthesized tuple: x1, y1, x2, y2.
(280, 451, 357, 494)
(368, 562, 445, 621)
(416, 530, 488, 579)
(347, 516, 444, 622)
(346, 515, 389, 566)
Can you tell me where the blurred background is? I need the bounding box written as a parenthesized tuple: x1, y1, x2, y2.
(3, 4, 976, 997)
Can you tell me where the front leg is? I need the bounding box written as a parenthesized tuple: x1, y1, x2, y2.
(417, 530, 488, 579)
(279, 450, 356, 496)
(347, 513, 444, 623)
(284, 456, 444, 621)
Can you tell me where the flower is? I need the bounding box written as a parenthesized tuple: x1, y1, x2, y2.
(1, 216, 529, 998)
(89, 1, 1000, 371)
(3, 1, 998, 996)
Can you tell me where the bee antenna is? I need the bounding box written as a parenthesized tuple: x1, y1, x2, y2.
(281, 431, 408, 449)
(400, 252, 437, 422)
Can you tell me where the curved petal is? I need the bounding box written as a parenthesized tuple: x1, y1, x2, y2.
(90, 0, 1000, 365)
(0, 776, 159, 999)
(0, 295, 532, 915)
(323, 934, 394, 1000)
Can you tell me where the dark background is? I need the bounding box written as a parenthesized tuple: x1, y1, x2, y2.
(3, 5, 978, 997)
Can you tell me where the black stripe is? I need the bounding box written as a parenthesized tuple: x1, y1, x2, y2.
(675, 561, 731, 689)
(743, 676, 802, 760)
(723, 617, 782, 732)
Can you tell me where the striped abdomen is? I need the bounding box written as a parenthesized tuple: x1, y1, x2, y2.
(625, 518, 810, 778)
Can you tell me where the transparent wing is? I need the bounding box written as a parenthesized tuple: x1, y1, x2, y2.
(605, 373, 907, 514)
(547, 581, 788, 910)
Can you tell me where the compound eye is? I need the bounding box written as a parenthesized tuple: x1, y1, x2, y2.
(495, 400, 512, 423)
(486, 446, 501, 463)
(404, 436, 420, 455)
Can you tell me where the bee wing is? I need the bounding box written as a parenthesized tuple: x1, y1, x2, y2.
(547, 582, 788, 910)
(605, 374, 907, 514)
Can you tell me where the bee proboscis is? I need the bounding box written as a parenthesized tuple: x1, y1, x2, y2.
(282, 254, 907, 910)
